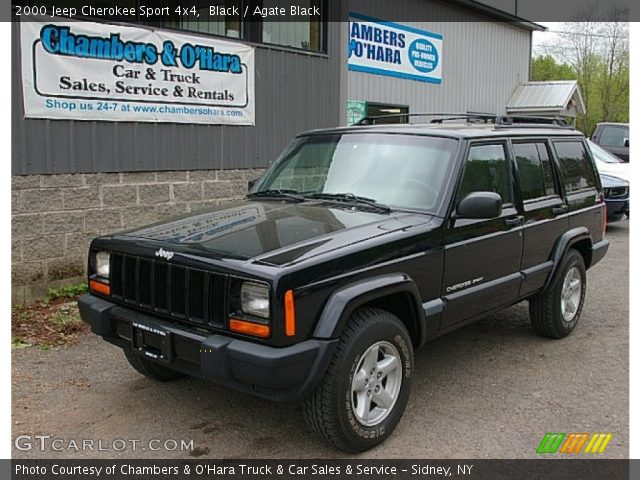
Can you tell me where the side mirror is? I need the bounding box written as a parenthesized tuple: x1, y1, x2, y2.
(624, 138, 629, 148)
(456, 192, 503, 219)
(247, 178, 258, 191)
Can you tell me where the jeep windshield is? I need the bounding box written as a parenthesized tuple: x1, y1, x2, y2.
(253, 133, 459, 212)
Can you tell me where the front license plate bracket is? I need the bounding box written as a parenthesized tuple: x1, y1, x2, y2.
(131, 321, 174, 363)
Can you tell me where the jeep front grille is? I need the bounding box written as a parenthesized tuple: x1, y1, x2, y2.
(110, 253, 227, 327)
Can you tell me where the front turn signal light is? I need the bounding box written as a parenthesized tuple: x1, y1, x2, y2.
(284, 290, 296, 336)
(89, 279, 111, 296)
(229, 318, 271, 339)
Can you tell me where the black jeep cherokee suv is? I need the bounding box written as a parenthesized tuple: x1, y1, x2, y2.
(79, 115, 609, 453)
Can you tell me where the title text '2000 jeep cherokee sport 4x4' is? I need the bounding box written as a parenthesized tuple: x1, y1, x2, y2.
(79, 114, 609, 453)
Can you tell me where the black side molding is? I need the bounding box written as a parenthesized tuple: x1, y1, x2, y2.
(542, 227, 591, 292)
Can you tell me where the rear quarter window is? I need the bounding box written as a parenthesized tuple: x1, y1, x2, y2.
(553, 141, 598, 193)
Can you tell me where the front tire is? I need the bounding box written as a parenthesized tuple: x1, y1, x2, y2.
(303, 308, 413, 453)
(530, 248, 587, 339)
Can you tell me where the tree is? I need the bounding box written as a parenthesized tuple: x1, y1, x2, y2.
(534, 8, 629, 134)
(531, 56, 576, 81)
(598, 17, 629, 123)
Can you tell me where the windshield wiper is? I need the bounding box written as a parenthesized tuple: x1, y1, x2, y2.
(246, 189, 305, 202)
(304, 192, 392, 213)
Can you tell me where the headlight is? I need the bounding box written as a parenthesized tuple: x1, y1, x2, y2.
(240, 282, 270, 319)
(95, 251, 110, 278)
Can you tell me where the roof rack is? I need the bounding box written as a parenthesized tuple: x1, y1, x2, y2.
(495, 115, 572, 128)
(355, 112, 495, 126)
(355, 112, 574, 129)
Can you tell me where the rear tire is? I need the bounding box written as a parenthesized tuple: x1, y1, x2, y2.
(529, 248, 586, 339)
(303, 308, 413, 453)
(123, 347, 186, 381)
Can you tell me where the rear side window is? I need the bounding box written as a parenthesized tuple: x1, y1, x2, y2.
(513, 142, 557, 200)
(457, 144, 511, 203)
(599, 126, 628, 147)
(553, 141, 598, 193)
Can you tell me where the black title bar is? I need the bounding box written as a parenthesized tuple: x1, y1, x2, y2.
(8, 0, 632, 23)
(6, 459, 635, 480)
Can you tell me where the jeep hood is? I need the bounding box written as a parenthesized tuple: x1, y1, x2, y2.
(119, 200, 431, 266)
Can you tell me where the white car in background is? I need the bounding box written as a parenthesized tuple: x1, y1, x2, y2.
(588, 139, 630, 182)
(587, 139, 629, 222)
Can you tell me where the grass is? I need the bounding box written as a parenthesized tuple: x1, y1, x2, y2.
(11, 337, 32, 350)
(11, 281, 90, 349)
(44, 282, 88, 305)
(50, 308, 80, 328)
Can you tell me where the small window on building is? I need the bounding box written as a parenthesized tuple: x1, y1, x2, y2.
(513, 142, 558, 200)
(599, 125, 629, 147)
(366, 103, 409, 124)
(458, 144, 511, 204)
(160, 0, 242, 39)
(554, 141, 598, 193)
(261, 0, 323, 51)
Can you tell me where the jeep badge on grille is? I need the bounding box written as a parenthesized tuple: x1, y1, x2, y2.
(155, 248, 174, 260)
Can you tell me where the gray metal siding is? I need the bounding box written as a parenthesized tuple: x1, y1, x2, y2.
(346, 0, 531, 117)
(12, 20, 342, 175)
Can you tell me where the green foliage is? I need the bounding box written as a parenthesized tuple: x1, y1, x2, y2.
(531, 56, 576, 81)
(51, 310, 72, 328)
(47, 282, 88, 302)
(532, 21, 629, 136)
(50, 307, 81, 328)
(11, 337, 32, 350)
(12, 305, 33, 321)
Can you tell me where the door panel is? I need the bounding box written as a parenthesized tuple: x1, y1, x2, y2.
(513, 140, 569, 297)
(520, 198, 569, 296)
(441, 206, 523, 329)
(440, 142, 523, 330)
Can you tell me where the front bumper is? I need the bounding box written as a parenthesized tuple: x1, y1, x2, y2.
(605, 198, 629, 221)
(590, 239, 609, 269)
(78, 294, 337, 402)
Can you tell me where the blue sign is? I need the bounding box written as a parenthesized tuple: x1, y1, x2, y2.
(348, 13, 443, 84)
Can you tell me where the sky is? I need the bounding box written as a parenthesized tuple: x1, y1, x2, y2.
(532, 22, 563, 57)
(531, 21, 630, 61)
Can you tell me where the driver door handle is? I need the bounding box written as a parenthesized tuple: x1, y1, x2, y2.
(552, 205, 569, 215)
(505, 216, 523, 227)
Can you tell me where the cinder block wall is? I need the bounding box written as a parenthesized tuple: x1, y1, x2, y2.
(11, 169, 264, 303)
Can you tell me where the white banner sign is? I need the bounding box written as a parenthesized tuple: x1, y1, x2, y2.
(348, 13, 443, 84)
(20, 20, 255, 124)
